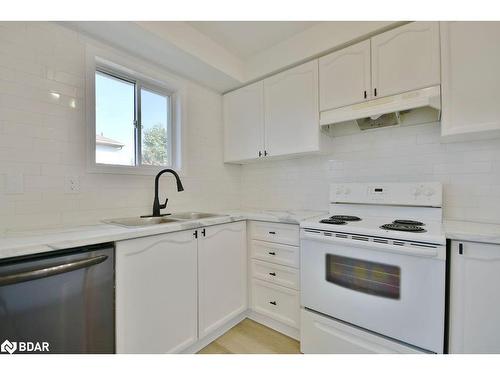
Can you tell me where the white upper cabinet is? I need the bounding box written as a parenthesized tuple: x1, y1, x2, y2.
(115, 230, 198, 354)
(449, 240, 500, 353)
(441, 21, 500, 140)
(264, 60, 319, 157)
(371, 21, 440, 98)
(198, 222, 247, 339)
(319, 40, 372, 111)
(223, 81, 265, 162)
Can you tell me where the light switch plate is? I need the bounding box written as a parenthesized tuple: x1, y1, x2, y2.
(6, 173, 24, 194)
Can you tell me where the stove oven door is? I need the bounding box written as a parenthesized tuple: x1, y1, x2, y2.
(300, 229, 445, 353)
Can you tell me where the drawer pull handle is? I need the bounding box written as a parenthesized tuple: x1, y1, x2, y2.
(269, 301, 277, 306)
(268, 252, 276, 256)
(269, 272, 276, 276)
(269, 231, 276, 234)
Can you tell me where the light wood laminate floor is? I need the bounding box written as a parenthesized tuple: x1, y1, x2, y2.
(197, 319, 301, 354)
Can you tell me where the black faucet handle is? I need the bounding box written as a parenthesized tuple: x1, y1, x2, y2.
(160, 198, 169, 210)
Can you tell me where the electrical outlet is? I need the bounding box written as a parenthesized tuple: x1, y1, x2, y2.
(65, 175, 81, 193)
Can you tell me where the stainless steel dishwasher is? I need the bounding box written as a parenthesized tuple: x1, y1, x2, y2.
(0, 244, 114, 354)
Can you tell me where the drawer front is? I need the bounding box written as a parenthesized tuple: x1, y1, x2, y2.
(300, 308, 424, 354)
(250, 221, 299, 246)
(251, 240, 299, 268)
(251, 259, 300, 290)
(251, 279, 300, 328)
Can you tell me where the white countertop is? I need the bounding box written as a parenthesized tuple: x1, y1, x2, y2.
(2, 210, 499, 261)
(0, 209, 325, 260)
(444, 220, 500, 245)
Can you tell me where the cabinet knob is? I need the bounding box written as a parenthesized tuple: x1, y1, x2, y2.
(269, 231, 276, 235)
(459, 243, 463, 255)
(374, 88, 378, 97)
(269, 272, 276, 276)
(364, 90, 367, 99)
(268, 251, 276, 256)
(269, 301, 277, 306)
(258, 151, 262, 157)
(264, 150, 268, 156)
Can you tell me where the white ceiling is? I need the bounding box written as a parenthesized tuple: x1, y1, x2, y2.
(187, 21, 320, 59)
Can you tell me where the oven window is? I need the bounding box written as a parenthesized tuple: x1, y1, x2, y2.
(326, 254, 401, 299)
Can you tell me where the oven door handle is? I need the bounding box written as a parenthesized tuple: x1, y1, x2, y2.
(301, 231, 442, 259)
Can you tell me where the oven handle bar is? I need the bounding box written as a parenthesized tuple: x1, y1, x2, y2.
(301, 231, 444, 259)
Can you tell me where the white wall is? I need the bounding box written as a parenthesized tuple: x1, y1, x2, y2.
(0, 22, 241, 231)
(241, 123, 500, 224)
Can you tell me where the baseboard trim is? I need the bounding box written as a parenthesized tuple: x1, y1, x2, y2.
(182, 312, 247, 353)
(182, 309, 300, 353)
(247, 310, 300, 341)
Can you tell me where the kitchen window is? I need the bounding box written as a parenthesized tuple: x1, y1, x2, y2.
(94, 68, 173, 168)
(87, 49, 184, 175)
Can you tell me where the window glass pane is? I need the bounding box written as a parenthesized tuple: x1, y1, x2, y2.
(141, 88, 170, 166)
(95, 71, 135, 166)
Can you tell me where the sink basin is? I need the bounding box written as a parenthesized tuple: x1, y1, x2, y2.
(105, 212, 227, 228)
(169, 212, 227, 220)
(105, 216, 181, 228)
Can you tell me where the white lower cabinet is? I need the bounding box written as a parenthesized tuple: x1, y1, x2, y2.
(116, 221, 247, 354)
(449, 240, 500, 353)
(116, 230, 198, 354)
(248, 221, 301, 337)
(301, 309, 422, 354)
(198, 221, 247, 339)
(252, 279, 300, 328)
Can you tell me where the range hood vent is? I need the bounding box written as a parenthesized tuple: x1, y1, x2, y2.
(320, 86, 441, 134)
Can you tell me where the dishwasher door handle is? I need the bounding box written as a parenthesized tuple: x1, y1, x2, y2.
(0, 255, 109, 286)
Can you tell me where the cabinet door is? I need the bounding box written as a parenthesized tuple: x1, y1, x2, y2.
(319, 40, 371, 111)
(116, 230, 198, 353)
(198, 221, 247, 338)
(441, 21, 500, 139)
(371, 21, 440, 98)
(223, 81, 265, 162)
(449, 240, 500, 353)
(264, 60, 319, 157)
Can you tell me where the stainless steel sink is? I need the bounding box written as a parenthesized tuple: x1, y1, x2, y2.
(105, 212, 227, 228)
(169, 212, 227, 220)
(104, 216, 181, 227)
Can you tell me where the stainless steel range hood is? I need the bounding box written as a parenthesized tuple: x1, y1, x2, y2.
(320, 86, 441, 134)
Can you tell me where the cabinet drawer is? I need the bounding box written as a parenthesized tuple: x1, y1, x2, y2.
(300, 308, 423, 354)
(251, 279, 300, 328)
(250, 221, 299, 246)
(251, 259, 300, 290)
(251, 240, 299, 268)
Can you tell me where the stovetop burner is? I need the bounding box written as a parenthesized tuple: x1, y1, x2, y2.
(380, 223, 427, 232)
(319, 219, 347, 225)
(329, 215, 361, 221)
(393, 219, 425, 226)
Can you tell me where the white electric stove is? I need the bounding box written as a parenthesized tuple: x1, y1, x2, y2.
(300, 182, 446, 354)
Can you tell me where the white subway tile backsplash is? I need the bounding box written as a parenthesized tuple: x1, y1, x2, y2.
(0, 21, 241, 231)
(242, 122, 500, 224)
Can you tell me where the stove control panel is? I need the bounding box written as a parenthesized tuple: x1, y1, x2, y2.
(330, 182, 442, 207)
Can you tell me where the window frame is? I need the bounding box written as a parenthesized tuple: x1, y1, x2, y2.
(86, 44, 185, 176)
